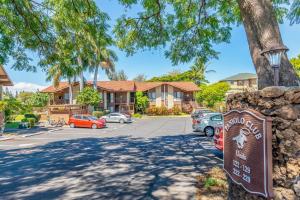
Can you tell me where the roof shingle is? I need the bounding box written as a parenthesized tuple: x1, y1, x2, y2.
(221, 73, 257, 81)
(41, 81, 200, 93)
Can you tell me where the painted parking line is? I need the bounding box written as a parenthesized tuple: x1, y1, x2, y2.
(0, 143, 36, 147)
(18, 143, 35, 147)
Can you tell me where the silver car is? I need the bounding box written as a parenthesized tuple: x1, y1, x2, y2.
(192, 113, 223, 136)
(101, 112, 132, 124)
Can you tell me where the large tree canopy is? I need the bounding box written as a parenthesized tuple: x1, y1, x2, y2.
(0, 0, 113, 75)
(114, 0, 300, 88)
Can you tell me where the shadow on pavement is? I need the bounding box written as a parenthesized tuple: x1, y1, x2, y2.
(0, 134, 222, 200)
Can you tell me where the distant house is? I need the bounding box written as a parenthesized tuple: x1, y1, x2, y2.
(221, 73, 257, 94)
(0, 65, 13, 100)
(41, 81, 200, 115)
(0, 65, 13, 132)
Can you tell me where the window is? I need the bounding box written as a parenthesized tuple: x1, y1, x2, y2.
(82, 116, 89, 120)
(173, 91, 182, 100)
(148, 92, 156, 101)
(74, 115, 82, 119)
(211, 115, 223, 121)
(64, 93, 69, 100)
(237, 80, 244, 86)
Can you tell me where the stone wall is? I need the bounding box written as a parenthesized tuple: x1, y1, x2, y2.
(226, 86, 300, 200)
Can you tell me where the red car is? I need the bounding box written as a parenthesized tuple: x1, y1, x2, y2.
(214, 126, 224, 151)
(68, 114, 106, 129)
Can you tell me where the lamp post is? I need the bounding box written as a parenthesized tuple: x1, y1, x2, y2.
(261, 45, 288, 86)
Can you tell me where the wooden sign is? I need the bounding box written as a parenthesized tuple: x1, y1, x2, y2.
(223, 109, 273, 198)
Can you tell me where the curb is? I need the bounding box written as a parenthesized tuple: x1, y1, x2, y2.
(0, 137, 15, 141)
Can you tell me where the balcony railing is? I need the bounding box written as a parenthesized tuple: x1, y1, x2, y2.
(50, 99, 69, 105)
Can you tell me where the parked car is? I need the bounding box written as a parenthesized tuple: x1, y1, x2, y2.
(68, 114, 106, 129)
(191, 108, 213, 119)
(101, 112, 132, 123)
(192, 113, 223, 136)
(214, 126, 224, 151)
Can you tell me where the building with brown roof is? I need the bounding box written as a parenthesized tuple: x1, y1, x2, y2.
(42, 81, 200, 114)
(0, 65, 13, 100)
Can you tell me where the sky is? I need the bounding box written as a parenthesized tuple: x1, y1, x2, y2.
(4, 0, 300, 93)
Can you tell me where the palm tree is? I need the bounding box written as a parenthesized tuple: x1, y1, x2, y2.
(46, 64, 76, 104)
(190, 60, 216, 85)
(89, 48, 118, 89)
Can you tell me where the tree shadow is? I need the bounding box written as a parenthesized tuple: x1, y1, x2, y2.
(0, 134, 222, 200)
(4, 127, 55, 135)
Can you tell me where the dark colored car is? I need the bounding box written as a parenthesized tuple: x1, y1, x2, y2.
(68, 114, 106, 129)
(214, 126, 224, 151)
(191, 108, 213, 119)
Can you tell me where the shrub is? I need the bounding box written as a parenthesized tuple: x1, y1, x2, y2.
(21, 118, 28, 122)
(5, 122, 20, 129)
(135, 91, 149, 114)
(15, 115, 25, 122)
(92, 111, 104, 118)
(133, 113, 142, 118)
(204, 177, 218, 188)
(76, 87, 101, 107)
(146, 107, 157, 115)
(170, 106, 182, 115)
(182, 104, 193, 114)
(27, 118, 36, 128)
(24, 113, 39, 122)
(157, 106, 168, 115)
(35, 114, 41, 122)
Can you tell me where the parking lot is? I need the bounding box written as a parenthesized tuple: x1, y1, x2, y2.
(0, 116, 222, 200)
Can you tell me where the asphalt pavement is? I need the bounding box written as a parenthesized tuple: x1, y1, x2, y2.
(0, 116, 222, 200)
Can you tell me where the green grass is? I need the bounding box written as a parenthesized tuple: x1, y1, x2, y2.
(204, 177, 218, 188)
(5, 122, 20, 129)
(132, 113, 142, 118)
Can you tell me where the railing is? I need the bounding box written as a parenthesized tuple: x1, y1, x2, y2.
(48, 104, 88, 115)
(50, 99, 69, 105)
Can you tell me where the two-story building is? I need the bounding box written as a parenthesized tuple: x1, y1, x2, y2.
(41, 81, 200, 115)
(0, 65, 13, 132)
(221, 73, 257, 94)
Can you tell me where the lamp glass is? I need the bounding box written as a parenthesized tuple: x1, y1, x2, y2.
(264, 51, 283, 67)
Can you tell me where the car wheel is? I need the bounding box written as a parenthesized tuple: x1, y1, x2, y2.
(91, 124, 98, 129)
(205, 127, 214, 137)
(119, 119, 125, 124)
(70, 123, 75, 128)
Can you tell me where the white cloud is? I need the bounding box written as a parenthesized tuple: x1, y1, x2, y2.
(4, 82, 47, 94)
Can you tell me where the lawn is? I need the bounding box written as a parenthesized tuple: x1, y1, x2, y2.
(5, 122, 20, 129)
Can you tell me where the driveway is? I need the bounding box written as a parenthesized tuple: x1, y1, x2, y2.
(0, 117, 222, 200)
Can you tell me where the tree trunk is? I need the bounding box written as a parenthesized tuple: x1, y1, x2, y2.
(68, 78, 73, 105)
(93, 66, 98, 90)
(238, 0, 299, 89)
(77, 56, 84, 92)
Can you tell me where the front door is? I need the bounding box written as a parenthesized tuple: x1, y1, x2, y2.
(115, 105, 120, 112)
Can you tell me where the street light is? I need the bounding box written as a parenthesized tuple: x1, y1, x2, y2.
(261, 45, 288, 86)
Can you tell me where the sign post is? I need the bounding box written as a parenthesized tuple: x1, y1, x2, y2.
(223, 109, 273, 198)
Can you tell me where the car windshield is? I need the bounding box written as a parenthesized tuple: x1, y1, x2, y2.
(88, 116, 98, 120)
